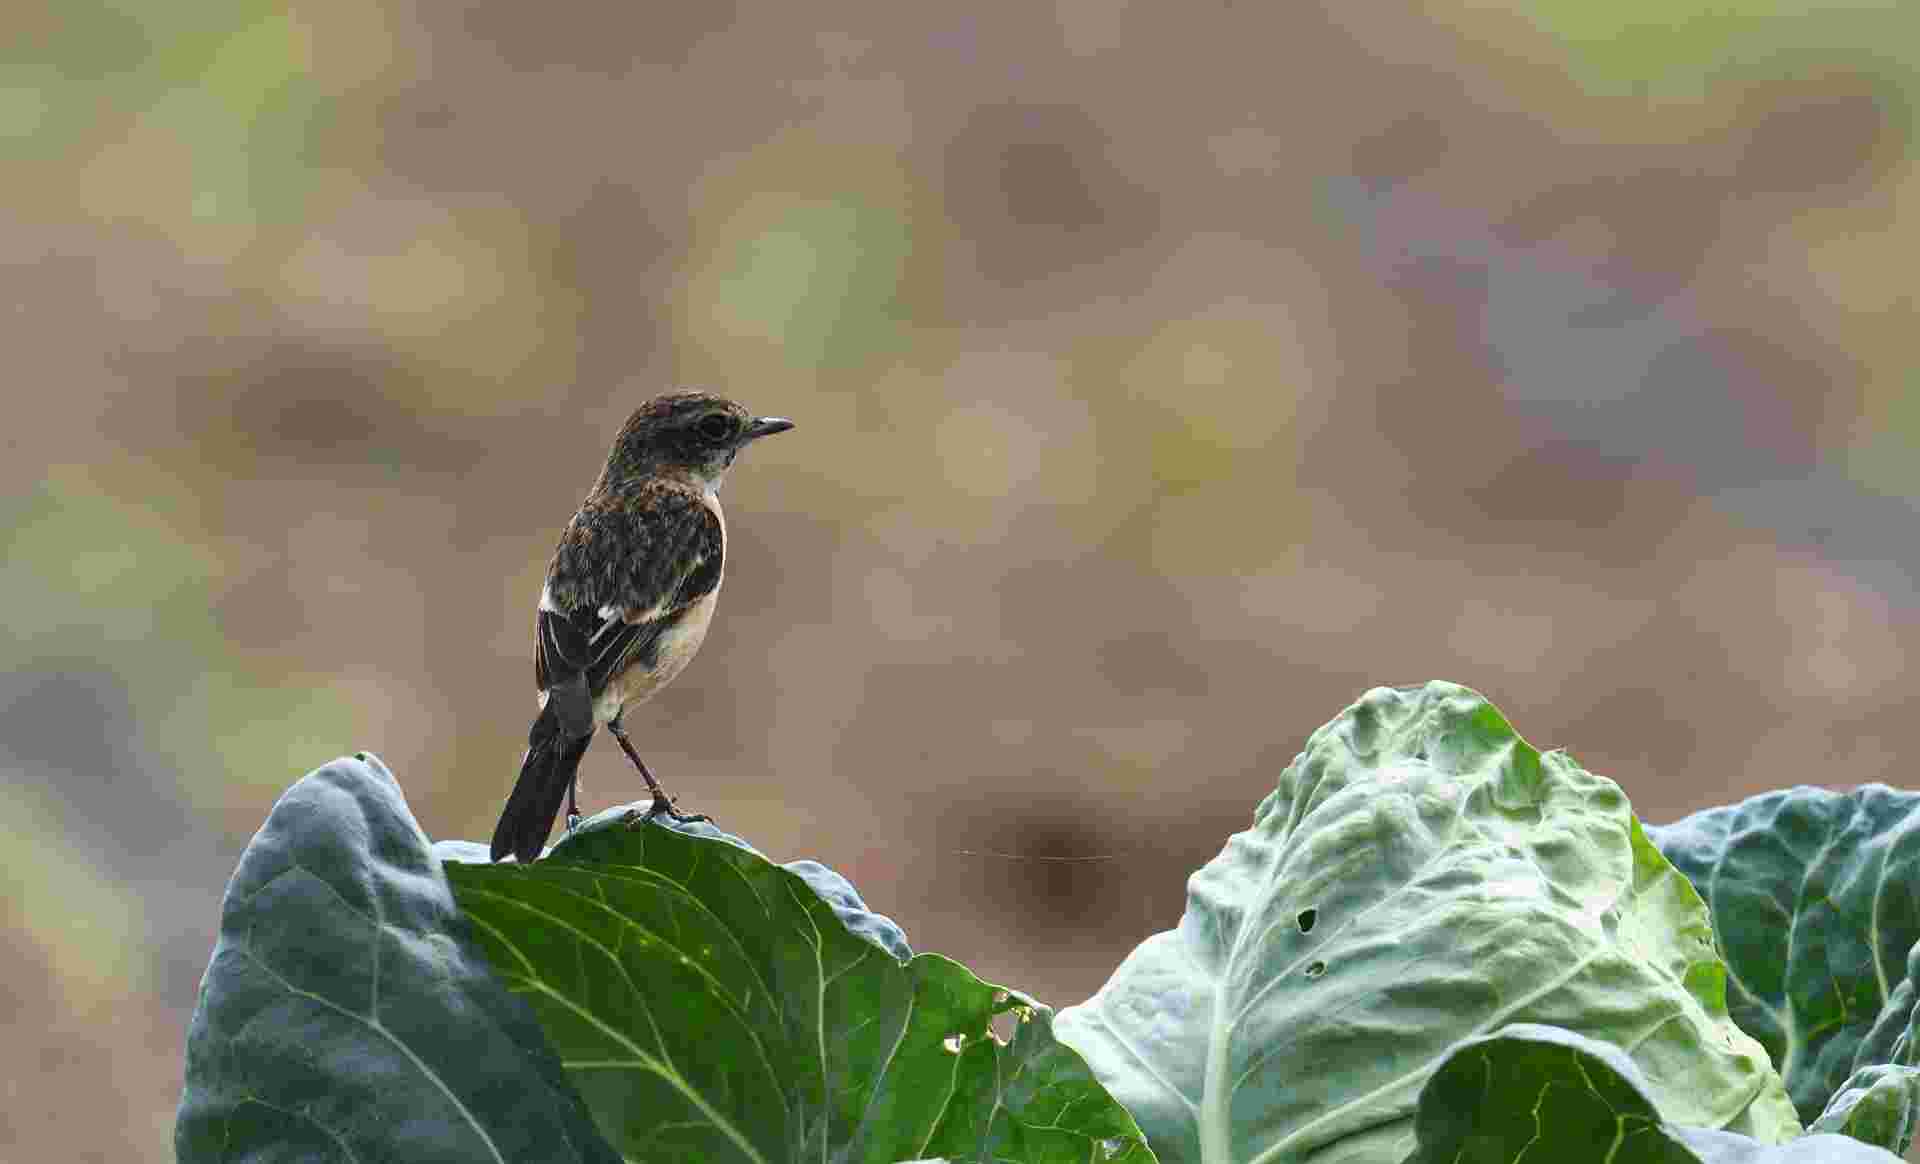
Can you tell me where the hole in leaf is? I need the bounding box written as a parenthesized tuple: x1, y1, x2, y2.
(1099, 1138, 1129, 1159)
(1296, 908, 1317, 934)
(990, 1011, 1017, 1046)
(1305, 960, 1326, 979)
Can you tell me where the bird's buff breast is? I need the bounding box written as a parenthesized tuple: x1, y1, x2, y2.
(592, 586, 719, 725)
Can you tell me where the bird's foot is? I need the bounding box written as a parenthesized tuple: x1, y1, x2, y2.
(623, 794, 713, 829)
(564, 812, 581, 836)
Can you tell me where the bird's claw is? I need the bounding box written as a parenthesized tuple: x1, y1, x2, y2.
(623, 795, 714, 829)
(564, 812, 581, 836)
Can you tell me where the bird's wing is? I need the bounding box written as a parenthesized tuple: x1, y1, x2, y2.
(534, 493, 725, 704)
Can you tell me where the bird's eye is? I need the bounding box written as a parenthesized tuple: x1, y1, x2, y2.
(697, 414, 737, 441)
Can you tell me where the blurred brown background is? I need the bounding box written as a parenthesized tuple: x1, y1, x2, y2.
(7, 1, 1920, 1158)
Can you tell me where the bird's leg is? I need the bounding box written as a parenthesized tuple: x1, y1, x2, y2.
(607, 714, 712, 827)
(564, 769, 582, 836)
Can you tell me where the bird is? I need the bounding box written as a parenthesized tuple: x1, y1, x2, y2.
(490, 390, 794, 863)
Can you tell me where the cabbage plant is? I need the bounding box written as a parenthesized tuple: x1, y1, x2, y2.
(175, 682, 1920, 1162)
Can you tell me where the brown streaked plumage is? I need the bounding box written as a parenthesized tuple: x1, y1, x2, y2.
(490, 391, 793, 864)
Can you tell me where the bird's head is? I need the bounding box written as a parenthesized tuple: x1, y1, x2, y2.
(603, 391, 794, 491)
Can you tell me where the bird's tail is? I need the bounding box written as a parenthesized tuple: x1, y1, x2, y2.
(491, 707, 593, 863)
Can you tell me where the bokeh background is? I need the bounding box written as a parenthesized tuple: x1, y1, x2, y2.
(8, 1, 1920, 1158)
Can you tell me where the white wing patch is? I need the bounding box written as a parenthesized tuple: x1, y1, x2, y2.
(588, 609, 630, 645)
(596, 600, 664, 625)
(592, 551, 707, 628)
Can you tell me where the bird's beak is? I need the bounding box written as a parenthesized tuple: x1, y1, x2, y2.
(743, 417, 795, 441)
